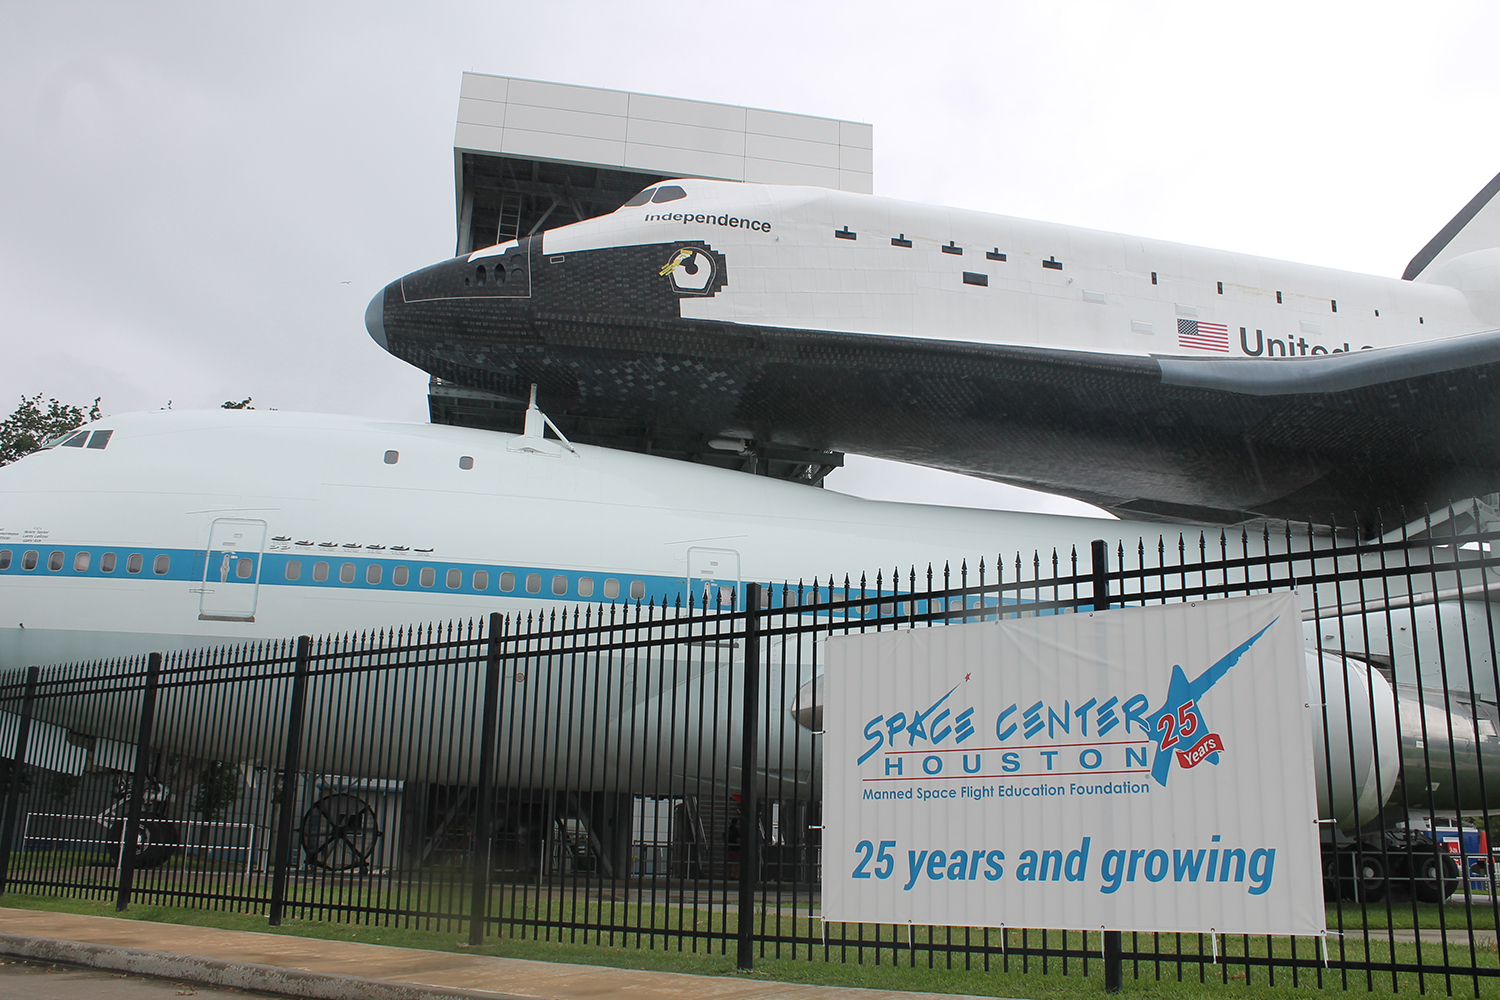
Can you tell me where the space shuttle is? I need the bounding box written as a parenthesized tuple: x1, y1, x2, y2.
(367, 172, 1500, 525)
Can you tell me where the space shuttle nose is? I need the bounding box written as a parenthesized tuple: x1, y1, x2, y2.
(365, 287, 388, 350)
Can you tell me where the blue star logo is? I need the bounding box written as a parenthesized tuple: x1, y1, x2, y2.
(1144, 618, 1279, 787)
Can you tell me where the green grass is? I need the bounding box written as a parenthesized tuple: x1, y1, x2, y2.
(6, 890, 1500, 998)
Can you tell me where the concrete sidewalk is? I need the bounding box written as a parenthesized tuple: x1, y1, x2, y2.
(0, 908, 1006, 1000)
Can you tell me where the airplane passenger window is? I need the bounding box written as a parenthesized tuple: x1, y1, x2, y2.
(419, 567, 436, 587)
(459, 456, 474, 470)
(499, 571, 515, 592)
(236, 557, 253, 579)
(393, 565, 409, 586)
(21, 550, 39, 570)
(473, 570, 488, 591)
(339, 563, 355, 583)
(552, 574, 567, 595)
(48, 551, 64, 571)
(313, 561, 329, 582)
(153, 554, 170, 575)
(651, 186, 687, 203)
(629, 580, 645, 600)
(74, 552, 90, 572)
(86, 430, 113, 449)
(525, 573, 541, 594)
(126, 553, 142, 574)
(285, 560, 302, 581)
(100, 552, 116, 573)
(578, 577, 594, 598)
(603, 578, 619, 599)
(623, 188, 656, 207)
(446, 568, 461, 589)
(384, 450, 399, 465)
(367, 564, 382, 585)
(0, 550, 10, 570)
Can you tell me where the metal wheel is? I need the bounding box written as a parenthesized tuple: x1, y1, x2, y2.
(106, 819, 180, 870)
(1409, 852, 1462, 903)
(299, 793, 382, 871)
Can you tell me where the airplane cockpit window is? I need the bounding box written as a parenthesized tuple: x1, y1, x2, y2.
(126, 553, 143, 574)
(58, 431, 89, 448)
(153, 554, 170, 575)
(651, 185, 687, 204)
(100, 552, 116, 573)
(86, 430, 113, 449)
(623, 188, 656, 207)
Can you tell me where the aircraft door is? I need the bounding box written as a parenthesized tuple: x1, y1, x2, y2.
(687, 547, 741, 609)
(198, 518, 268, 622)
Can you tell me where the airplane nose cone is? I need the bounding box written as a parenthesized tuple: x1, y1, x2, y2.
(365, 287, 387, 350)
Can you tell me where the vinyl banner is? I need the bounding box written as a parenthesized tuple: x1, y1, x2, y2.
(822, 592, 1324, 936)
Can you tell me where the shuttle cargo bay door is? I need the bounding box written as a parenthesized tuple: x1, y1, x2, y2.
(687, 546, 741, 609)
(198, 518, 268, 622)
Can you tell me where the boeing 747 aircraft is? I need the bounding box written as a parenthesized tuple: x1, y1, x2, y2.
(367, 173, 1500, 525)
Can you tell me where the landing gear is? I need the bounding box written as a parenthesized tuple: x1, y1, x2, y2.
(300, 793, 382, 870)
(1322, 840, 1461, 903)
(1407, 852, 1463, 904)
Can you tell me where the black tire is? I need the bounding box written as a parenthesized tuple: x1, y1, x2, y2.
(106, 819, 181, 870)
(1348, 850, 1389, 903)
(1408, 852, 1463, 903)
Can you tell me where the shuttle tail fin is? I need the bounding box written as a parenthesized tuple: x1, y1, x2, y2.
(1404, 170, 1500, 280)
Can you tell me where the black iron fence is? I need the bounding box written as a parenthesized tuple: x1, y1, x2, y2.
(4, 504, 1500, 993)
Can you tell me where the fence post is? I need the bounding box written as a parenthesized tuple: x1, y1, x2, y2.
(116, 654, 163, 911)
(1089, 539, 1124, 993)
(469, 612, 505, 946)
(737, 582, 763, 971)
(269, 635, 312, 927)
(0, 665, 41, 896)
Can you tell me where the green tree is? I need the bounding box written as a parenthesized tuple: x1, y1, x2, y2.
(221, 397, 254, 409)
(193, 760, 242, 820)
(0, 394, 102, 467)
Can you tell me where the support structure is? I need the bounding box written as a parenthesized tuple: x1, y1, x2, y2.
(737, 583, 763, 971)
(116, 653, 162, 911)
(0, 665, 40, 896)
(269, 636, 313, 926)
(469, 612, 505, 946)
(1090, 539, 1124, 994)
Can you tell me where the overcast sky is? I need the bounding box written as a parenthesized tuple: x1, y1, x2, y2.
(3, 1, 1497, 515)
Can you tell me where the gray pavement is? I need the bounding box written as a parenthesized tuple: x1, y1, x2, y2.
(0, 956, 281, 998)
(0, 907, 1010, 1000)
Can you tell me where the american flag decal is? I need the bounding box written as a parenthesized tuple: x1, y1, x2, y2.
(1177, 318, 1230, 352)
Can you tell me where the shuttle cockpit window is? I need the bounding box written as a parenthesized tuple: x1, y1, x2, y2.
(622, 187, 656, 207)
(651, 185, 687, 204)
